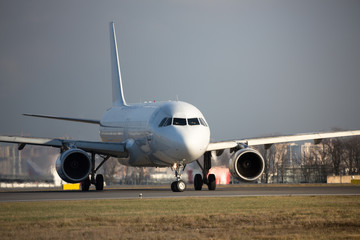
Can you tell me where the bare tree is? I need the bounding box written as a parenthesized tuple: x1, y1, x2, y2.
(102, 157, 119, 185)
(256, 145, 274, 183)
(274, 143, 289, 183)
(343, 136, 360, 175)
(256, 143, 288, 183)
(323, 138, 345, 176)
(308, 142, 330, 182)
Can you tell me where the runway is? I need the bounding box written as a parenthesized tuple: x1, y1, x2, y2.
(1, 184, 359, 202)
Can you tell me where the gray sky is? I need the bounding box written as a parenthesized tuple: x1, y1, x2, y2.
(1, 0, 360, 142)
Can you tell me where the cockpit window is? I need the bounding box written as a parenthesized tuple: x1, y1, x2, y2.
(159, 117, 208, 127)
(188, 118, 200, 126)
(158, 118, 167, 127)
(173, 118, 186, 126)
(199, 118, 208, 127)
(164, 118, 172, 126)
(159, 117, 172, 127)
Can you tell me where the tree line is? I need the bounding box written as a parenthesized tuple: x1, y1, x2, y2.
(255, 136, 360, 183)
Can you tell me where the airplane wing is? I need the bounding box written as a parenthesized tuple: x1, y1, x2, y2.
(0, 136, 127, 158)
(207, 130, 360, 151)
(23, 114, 100, 125)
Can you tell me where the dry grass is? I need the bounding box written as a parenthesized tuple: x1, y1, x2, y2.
(1, 196, 360, 239)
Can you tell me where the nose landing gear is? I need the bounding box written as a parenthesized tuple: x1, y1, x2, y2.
(171, 163, 186, 192)
(171, 179, 186, 192)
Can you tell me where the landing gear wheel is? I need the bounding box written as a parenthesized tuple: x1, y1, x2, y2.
(194, 174, 203, 191)
(207, 174, 216, 191)
(177, 180, 186, 192)
(95, 174, 104, 191)
(81, 177, 90, 191)
(171, 181, 177, 192)
(171, 180, 186, 192)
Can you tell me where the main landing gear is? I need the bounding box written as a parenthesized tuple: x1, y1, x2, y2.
(194, 151, 216, 191)
(81, 153, 110, 191)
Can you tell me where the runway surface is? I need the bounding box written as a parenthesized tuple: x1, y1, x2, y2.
(1, 184, 359, 202)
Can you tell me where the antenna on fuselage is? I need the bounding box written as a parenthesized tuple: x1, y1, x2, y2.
(110, 22, 127, 107)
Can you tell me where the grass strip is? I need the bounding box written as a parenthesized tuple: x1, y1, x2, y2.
(1, 196, 359, 239)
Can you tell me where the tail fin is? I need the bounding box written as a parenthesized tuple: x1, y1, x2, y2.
(110, 22, 127, 107)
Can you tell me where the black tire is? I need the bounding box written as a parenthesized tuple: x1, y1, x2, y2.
(194, 174, 203, 191)
(208, 174, 216, 191)
(95, 174, 104, 191)
(81, 177, 90, 191)
(171, 181, 178, 192)
(171, 180, 186, 192)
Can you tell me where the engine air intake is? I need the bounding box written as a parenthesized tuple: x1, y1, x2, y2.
(56, 149, 92, 183)
(229, 148, 265, 182)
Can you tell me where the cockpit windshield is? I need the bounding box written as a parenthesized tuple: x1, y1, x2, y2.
(173, 118, 186, 126)
(159, 117, 207, 127)
(188, 118, 200, 125)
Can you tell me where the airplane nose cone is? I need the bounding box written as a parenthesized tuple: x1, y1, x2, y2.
(171, 128, 209, 162)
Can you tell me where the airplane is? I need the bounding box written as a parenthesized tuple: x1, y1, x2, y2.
(1, 22, 360, 192)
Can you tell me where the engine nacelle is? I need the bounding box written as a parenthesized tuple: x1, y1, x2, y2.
(56, 149, 92, 183)
(229, 148, 265, 182)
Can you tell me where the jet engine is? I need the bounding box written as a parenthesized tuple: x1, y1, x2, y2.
(56, 149, 92, 183)
(229, 148, 265, 182)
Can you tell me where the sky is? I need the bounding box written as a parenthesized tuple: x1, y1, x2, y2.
(0, 0, 360, 142)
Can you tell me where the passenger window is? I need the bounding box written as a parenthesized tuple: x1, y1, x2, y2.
(173, 118, 186, 126)
(199, 118, 208, 127)
(188, 118, 200, 126)
(158, 118, 167, 127)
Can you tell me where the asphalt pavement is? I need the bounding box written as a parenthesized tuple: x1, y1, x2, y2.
(0, 184, 359, 202)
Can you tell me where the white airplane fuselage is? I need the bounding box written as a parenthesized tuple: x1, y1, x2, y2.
(99, 101, 210, 167)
